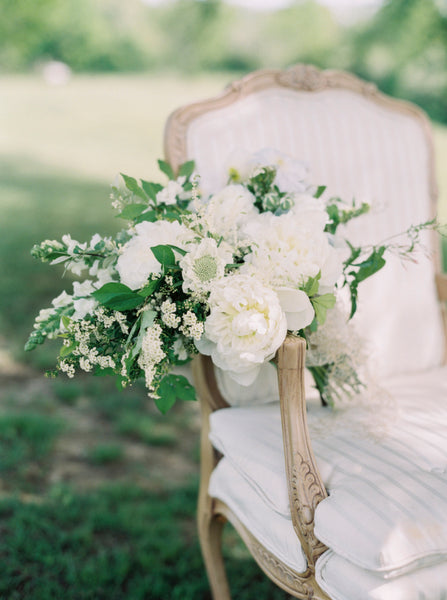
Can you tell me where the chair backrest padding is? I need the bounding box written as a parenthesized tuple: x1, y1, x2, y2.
(165, 66, 445, 378)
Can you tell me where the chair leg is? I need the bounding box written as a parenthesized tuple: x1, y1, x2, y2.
(198, 503, 231, 600)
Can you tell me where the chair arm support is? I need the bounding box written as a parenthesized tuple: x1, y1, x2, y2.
(436, 273, 447, 302)
(277, 335, 328, 568)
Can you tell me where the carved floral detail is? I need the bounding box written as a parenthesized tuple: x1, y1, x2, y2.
(277, 64, 330, 91)
(246, 537, 322, 599)
(290, 452, 328, 564)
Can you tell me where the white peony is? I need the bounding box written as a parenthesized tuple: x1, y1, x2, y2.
(199, 184, 258, 245)
(242, 211, 340, 291)
(196, 274, 287, 385)
(180, 237, 233, 295)
(275, 287, 315, 331)
(117, 220, 194, 290)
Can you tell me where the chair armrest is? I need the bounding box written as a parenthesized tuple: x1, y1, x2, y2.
(436, 273, 447, 302)
(277, 335, 328, 568)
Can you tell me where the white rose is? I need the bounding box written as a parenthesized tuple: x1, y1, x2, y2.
(117, 220, 194, 290)
(196, 274, 287, 385)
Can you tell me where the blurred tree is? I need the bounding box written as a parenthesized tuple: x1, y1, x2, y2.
(0, 0, 156, 71)
(349, 0, 447, 122)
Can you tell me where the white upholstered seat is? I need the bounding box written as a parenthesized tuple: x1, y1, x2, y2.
(164, 65, 447, 599)
(210, 369, 447, 591)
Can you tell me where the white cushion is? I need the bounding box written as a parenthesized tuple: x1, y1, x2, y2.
(209, 458, 307, 573)
(314, 469, 447, 578)
(316, 551, 447, 600)
(209, 367, 447, 576)
(186, 86, 445, 377)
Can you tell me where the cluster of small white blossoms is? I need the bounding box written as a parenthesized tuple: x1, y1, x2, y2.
(138, 323, 166, 392)
(95, 307, 129, 335)
(63, 319, 116, 375)
(179, 310, 204, 341)
(160, 300, 180, 328)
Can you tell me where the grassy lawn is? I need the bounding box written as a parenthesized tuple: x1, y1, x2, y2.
(0, 73, 446, 599)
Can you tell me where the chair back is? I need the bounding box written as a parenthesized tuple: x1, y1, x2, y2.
(165, 65, 445, 379)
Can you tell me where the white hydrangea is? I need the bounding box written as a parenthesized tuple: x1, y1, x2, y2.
(196, 274, 287, 385)
(180, 237, 233, 296)
(117, 220, 194, 290)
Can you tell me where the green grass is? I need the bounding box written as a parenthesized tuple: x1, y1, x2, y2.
(0, 481, 290, 600)
(0, 412, 64, 491)
(86, 443, 124, 465)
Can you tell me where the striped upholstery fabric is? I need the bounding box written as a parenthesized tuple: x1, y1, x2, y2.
(316, 551, 447, 600)
(185, 87, 445, 379)
(209, 366, 447, 580)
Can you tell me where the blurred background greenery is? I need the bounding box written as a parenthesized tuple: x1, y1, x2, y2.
(0, 0, 446, 597)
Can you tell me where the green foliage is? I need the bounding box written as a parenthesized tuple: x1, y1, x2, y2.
(310, 293, 336, 325)
(325, 198, 370, 235)
(343, 244, 387, 318)
(151, 245, 177, 269)
(156, 374, 196, 414)
(93, 283, 144, 311)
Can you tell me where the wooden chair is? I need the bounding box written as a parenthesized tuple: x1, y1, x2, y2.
(164, 65, 447, 599)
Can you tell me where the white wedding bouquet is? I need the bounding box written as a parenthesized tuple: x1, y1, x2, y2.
(26, 149, 435, 411)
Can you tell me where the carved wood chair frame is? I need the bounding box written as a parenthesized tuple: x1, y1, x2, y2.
(164, 64, 447, 600)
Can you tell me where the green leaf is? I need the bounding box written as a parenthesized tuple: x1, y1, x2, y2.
(138, 279, 161, 298)
(120, 174, 147, 200)
(156, 374, 196, 414)
(355, 247, 386, 283)
(178, 160, 195, 179)
(135, 210, 157, 224)
(158, 159, 175, 181)
(314, 185, 326, 199)
(118, 204, 147, 220)
(130, 310, 156, 359)
(311, 293, 336, 325)
(59, 342, 77, 358)
(303, 272, 321, 297)
(92, 282, 144, 311)
(166, 244, 187, 257)
(151, 245, 176, 267)
(141, 180, 163, 201)
(61, 315, 72, 330)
